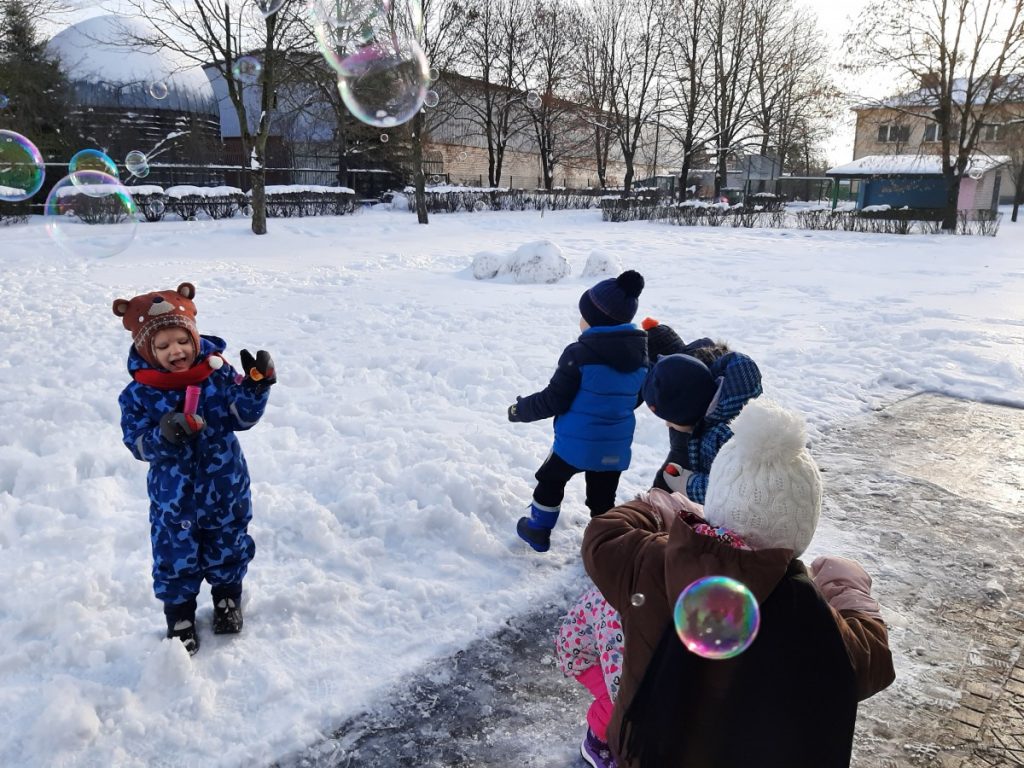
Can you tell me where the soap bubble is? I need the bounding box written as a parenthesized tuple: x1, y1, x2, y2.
(673, 576, 760, 660)
(0, 93, 9, 109)
(457, 151, 467, 162)
(473, 200, 487, 212)
(44, 171, 139, 258)
(630, 593, 646, 607)
(147, 199, 166, 217)
(336, 39, 430, 128)
(526, 90, 542, 109)
(380, 133, 389, 143)
(148, 81, 169, 100)
(125, 150, 149, 177)
(0, 130, 46, 202)
(430, 174, 440, 183)
(69, 149, 119, 189)
(310, 0, 390, 72)
(429, 67, 439, 82)
(232, 56, 263, 84)
(256, 0, 286, 17)
(424, 89, 439, 108)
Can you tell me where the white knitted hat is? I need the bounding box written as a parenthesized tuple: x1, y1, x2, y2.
(702, 400, 822, 556)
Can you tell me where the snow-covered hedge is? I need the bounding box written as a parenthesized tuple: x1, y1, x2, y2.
(119, 184, 356, 221)
(402, 186, 604, 214)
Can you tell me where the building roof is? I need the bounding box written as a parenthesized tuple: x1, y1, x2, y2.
(853, 76, 1024, 111)
(826, 154, 1010, 177)
(47, 15, 218, 115)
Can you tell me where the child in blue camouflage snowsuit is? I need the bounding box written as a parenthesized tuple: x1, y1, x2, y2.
(114, 282, 275, 655)
(641, 318, 762, 503)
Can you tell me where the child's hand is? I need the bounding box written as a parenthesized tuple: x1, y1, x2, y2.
(507, 396, 523, 422)
(160, 412, 206, 445)
(662, 463, 692, 493)
(810, 556, 883, 620)
(240, 349, 277, 390)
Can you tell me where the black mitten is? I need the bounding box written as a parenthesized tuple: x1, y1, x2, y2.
(160, 412, 206, 445)
(240, 349, 277, 391)
(508, 396, 524, 422)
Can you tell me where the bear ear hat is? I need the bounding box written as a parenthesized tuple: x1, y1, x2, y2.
(111, 282, 196, 317)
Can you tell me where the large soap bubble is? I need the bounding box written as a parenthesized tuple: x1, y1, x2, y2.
(44, 171, 139, 258)
(337, 40, 429, 127)
(673, 575, 760, 660)
(0, 130, 46, 202)
(69, 149, 119, 195)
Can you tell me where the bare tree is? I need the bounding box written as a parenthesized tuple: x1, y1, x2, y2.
(522, 0, 589, 189)
(704, 0, 756, 198)
(576, 0, 619, 187)
(603, 0, 673, 193)
(121, 0, 308, 234)
(847, 0, 1024, 230)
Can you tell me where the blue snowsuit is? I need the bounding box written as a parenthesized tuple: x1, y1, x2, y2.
(516, 324, 648, 517)
(654, 350, 762, 502)
(119, 336, 269, 608)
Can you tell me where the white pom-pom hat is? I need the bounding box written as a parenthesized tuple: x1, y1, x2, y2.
(702, 399, 822, 556)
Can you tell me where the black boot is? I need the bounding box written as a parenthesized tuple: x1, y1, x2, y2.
(166, 618, 200, 656)
(213, 597, 243, 634)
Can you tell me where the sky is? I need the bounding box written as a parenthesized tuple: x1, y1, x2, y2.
(1, 202, 1023, 766)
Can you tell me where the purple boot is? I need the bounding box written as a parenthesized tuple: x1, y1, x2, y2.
(581, 728, 617, 768)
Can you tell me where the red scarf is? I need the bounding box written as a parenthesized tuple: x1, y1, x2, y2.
(132, 354, 226, 390)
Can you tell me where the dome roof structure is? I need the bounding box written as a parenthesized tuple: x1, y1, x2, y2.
(47, 15, 218, 116)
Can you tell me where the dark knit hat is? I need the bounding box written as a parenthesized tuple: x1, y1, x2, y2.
(643, 353, 719, 426)
(112, 282, 200, 369)
(641, 317, 687, 360)
(579, 270, 645, 327)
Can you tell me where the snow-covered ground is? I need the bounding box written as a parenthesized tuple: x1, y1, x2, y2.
(1, 207, 1022, 767)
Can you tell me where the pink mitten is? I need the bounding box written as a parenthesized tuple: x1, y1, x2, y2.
(810, 556, 883, 620)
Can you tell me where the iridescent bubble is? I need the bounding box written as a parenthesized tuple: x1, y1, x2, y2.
(337, 40, 430, 128)
(457, 151, 468, 162)
(429, 67, 439, 82)
(430, 174, 440, 183)
(424, 89, 439, 108)
(473, 200, 487, 212)
(380, 133, 389, 143)
(232, 56, 263, 84)
(0, 93, 9, 109)
(630, 593, 646, 607)
(69, 149, 119, 189)
(125, 150, 149, 177)
(256, 0, 286, 17)
(310, 0, 389, 72)
(526, 90, 542, 109)
(0, 129, 46, 202)
(673, 575, 760, 660)
(148, 81, 169, 100)
(147, 199, 166, 216)
(44, 171, 139, 258)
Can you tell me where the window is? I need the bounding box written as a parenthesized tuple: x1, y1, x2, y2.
(982, 123, 1003, 142)
(877, 124, 910, 143)
(924, 123, 939, 142)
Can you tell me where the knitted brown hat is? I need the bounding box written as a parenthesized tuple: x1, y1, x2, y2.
(112, 282, 200, 369)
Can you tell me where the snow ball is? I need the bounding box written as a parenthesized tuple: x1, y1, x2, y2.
(390, 193, 410, 211)
(208, 356, 223, 370)
(471, 251, 507, 280)
(581, 249, 621, 279)
(508, 240, 571, 284)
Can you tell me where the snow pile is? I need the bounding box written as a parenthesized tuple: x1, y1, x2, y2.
(580, 250, 621, 278)
(470, 240, 571, 283)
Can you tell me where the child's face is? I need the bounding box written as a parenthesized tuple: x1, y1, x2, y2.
(647, 405, 694, 433)
(151, 327, 195, 372)
(579, 316, 590, 332)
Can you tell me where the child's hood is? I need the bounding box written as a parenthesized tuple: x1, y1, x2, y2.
(578, 324, 648, 373)
(126, 334, 227, 375)
(704, 351, 763, 425)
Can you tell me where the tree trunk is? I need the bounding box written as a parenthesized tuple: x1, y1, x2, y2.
(941, 170, 960, 232)
(250, 164, 267, 235)
(1012, 161, 1024, 223)
(622, 153, 635, 195)
(411, 111, 429, 224)
(714, 148, 729, 199)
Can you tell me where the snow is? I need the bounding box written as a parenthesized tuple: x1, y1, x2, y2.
(260, 185, 356, 195)
(1, 207, 1024, 766)
(827, 154, 1011, 177)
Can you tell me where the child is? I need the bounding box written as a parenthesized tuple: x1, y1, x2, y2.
(582, 400, 896, 767)
(113, 282, 276, 655)
(642, 332, 762, 501)
(508, 270, 648, 552)
(556, 488, 746, 768)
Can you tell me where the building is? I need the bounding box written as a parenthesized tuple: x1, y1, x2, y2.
(850, 78, 1023, 203)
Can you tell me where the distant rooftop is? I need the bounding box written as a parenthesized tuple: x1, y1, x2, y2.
(826, 154, 1010, 177)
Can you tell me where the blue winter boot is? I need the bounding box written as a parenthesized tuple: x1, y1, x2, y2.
(516, 502, 559, 552)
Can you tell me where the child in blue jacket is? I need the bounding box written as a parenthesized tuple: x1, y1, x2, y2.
(507, 271, 648, 552)
(113, 282, 275, 655)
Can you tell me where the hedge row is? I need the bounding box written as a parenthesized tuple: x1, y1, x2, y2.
(402, 187, 604, 214)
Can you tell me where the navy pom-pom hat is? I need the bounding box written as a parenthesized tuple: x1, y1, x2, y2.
(643, 353, 719, 426)
(579, 270, 645, 327)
